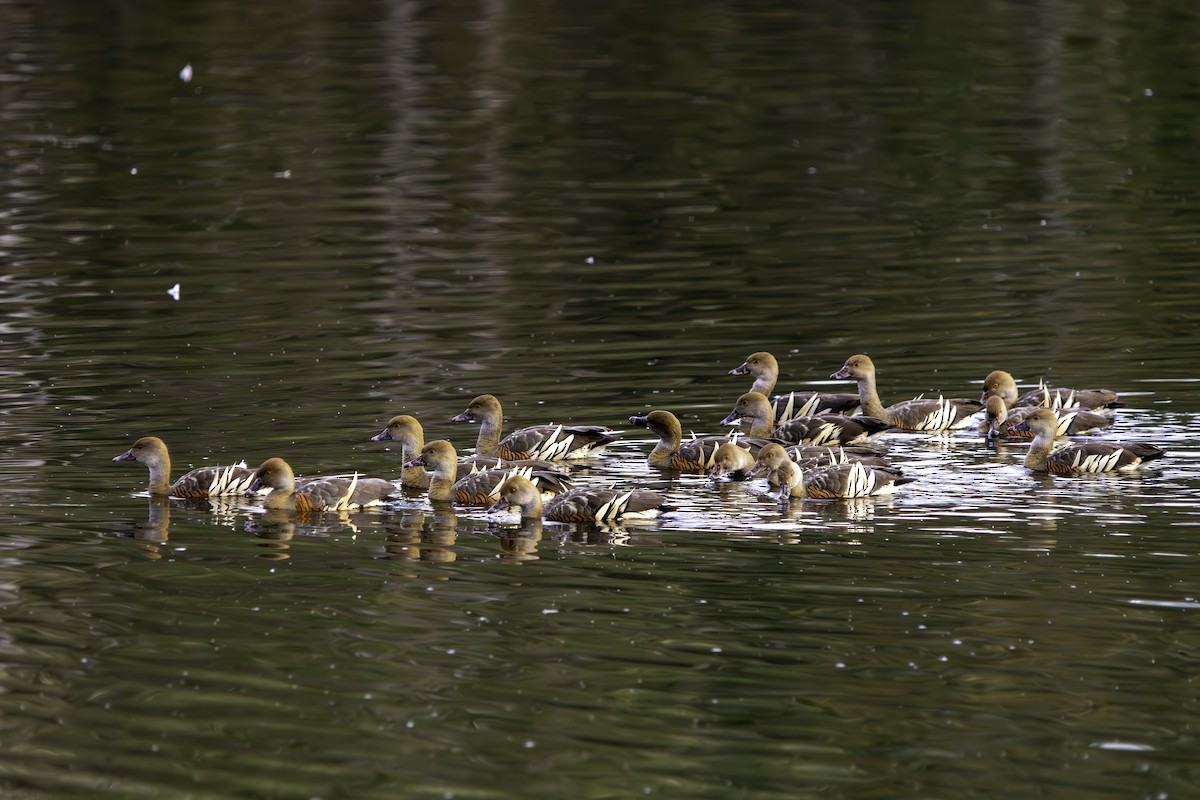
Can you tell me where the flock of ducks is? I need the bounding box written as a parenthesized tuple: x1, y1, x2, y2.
(111, 352, 1167, 525)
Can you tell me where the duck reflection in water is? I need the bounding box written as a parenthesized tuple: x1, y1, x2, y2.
(110, 497, 174, 560)
(381, 509, 459, 562)
(113, 496, 247, 547)
(243, 507, 370, 560)
(487, 517, 544, 562)
(243, 508, 297, 553)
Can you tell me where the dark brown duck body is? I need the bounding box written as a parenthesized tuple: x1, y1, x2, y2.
(248, 457, 398, 513)
(112, 436, 259, 498)
(983, 396, 1111, 439)
(831, 354, 983, 431)
(751, 443, 914, 501)
(720, 391, 892, 445)
(489, 475, 669, 524)
(629, 409, 772, 472)
(405, 439, 571, 506)
(728, 351, 861, 420)
(373, 414, 562, 490)
(981, 370, 1124, 414)
(1013, 409, 1165, 474)
(451, 394, 618, 461)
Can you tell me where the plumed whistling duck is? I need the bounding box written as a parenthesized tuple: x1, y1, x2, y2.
(404, 440, 571, 506)
(721, 391, 892, 445)
(751, 443, 914, 502)
(112, 436, 260, 498)
(247, 457, 398, 513)
(983, 396, 1111, 440)
(980, 370, 1124, 414)
(831, 354, 983, 431)
(370, 415, 433, 489)
(451, 394, 617, 461)
(728, 351, 861, 420)
(489, 475, 669, 524)
(708, 441, 758, 480)
(628, 409, 773, 472)
(372, 414, 562, 490)
(1012, 408, 1165, 474)
(786, 444, 899, 471)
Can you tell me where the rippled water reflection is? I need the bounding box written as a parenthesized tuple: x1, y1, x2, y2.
(3, 0, 1200, 797)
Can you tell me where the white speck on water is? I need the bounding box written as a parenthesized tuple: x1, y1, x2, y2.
(711, 647, 722, 653)
(585, 256, 594, 264)
(180, 63, 193, 82)
(524, 740, 536, 749)
(167, 283, 180, 301)
(1095, 741, 1155, 752)
(542, 608, 558, 615)
(130, 167, 138, 175)
(1144, 88, 1153, 97)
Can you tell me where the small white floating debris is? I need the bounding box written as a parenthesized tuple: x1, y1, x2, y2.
(1093, 741, 1156, 752)
(167, 283, 181, 301)
(180, 64, 193, 83)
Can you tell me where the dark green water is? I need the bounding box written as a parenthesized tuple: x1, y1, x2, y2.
(3, 0, 1200, 797)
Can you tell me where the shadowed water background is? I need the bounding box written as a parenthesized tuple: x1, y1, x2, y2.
(2, 0, 1200, 797)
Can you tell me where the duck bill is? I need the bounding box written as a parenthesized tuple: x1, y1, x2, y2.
(627, 415, 649, 427)
(370, 430, 394, 442)
(1009, 422, 1031, 435)
(112, 450, 135, 462)
(403, 456, 427, 469)
(246, 477, 265, 495)
(487, 498, 511, 514)
(719, 411, 742, 427)
(830, 367, 851, 380)
(728, 363, 750, 376)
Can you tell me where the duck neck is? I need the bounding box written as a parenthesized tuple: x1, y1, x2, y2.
(782, 462, 806, 498)
(475, 414, 502, 458)
(262, 481, 296, 511)
(750, 372, 775, 397)
(146, 454, 172, 496)
(1023, 428, 1056, 471)
(397, 431, 429, 489)
(427, 461, 458, 502)
(854, 373, 890, 420)
(745, 403, 775, 438)
(647, 425, 681, 467)
(518, 492, 544, 520)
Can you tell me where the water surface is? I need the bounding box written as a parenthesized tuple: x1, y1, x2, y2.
(3, 0, 1200, 797)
